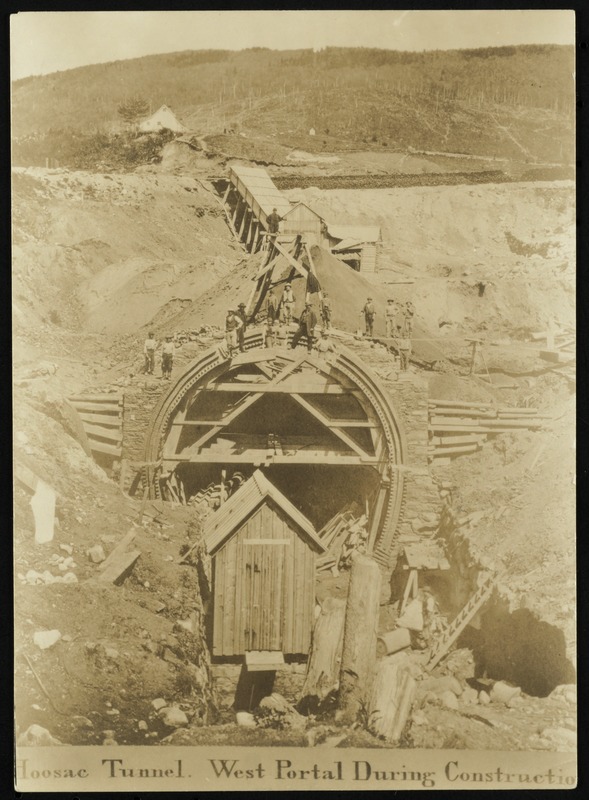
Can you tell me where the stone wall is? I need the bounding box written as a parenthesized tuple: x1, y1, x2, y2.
(211, 661, 307, 710)
(380, 371, 442, 540)
(122, 383, 162, 462)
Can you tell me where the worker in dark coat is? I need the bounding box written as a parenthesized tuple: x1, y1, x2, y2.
(266, 289, 278, 323)
(237, 302, 247, 352)
(361, 297, 376, 337)
(266, 207, 283, 235)
(291, 302, 317, 353)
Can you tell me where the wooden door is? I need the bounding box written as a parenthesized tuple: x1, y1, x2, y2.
(244, 540, 286, 651)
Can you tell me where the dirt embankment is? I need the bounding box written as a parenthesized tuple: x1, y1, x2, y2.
(12, 168, 245, 335)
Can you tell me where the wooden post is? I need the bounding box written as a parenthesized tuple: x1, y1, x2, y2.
(469, 340, 478, 375)
(300, 597, 346, 702)
(337, 554, 381, 723)
(367, 655, 416, 743)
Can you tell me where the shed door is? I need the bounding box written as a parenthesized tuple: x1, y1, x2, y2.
(244, 541, 286, 651)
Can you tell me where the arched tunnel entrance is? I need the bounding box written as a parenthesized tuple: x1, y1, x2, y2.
(143, 328, 408, 559)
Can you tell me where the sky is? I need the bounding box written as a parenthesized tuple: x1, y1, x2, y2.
(10, 9, 575, 81)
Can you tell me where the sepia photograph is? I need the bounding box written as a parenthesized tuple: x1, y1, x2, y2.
(12, 9, 576, 791)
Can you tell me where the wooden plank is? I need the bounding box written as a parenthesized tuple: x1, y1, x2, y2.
(429, 424, 490, 433)
(214, 548, 225, 655)
(430, 417, 481, 426)
(165, 452, 374, 465)
(69, 394, 122, 404)
(78, 411, 122, 427)
(432, 443, 479, 455)
(428, 408, 493, 418)
(83, 423, 122, 442)
(434, 435, 485, 445)
(97, 550, 141, 584)
(429, 399, 493, 409)
(88, 439, 122, 456)
(245, 651, 285, 671)
(223, 536, 237, 655)
(70, 400, 122, 413)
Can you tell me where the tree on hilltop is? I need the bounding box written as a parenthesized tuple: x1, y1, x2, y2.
(117, 96, 149, 131)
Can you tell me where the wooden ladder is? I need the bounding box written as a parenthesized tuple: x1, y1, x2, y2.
(426, 573, 496, 671)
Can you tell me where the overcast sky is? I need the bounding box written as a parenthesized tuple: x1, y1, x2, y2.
(10, 10, 575, 81)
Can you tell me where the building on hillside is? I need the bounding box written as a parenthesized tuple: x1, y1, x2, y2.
(139, 105, 187, 134)
(203, 470, 326, 663)
(326, 224, 382, 274)
(281, 201, 327, 244)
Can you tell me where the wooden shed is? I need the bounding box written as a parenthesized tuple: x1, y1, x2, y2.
(281, 202, 326, 244)
(203, 470, 326, 659)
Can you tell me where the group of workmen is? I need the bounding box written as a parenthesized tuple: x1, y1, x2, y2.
(144, 289, 415, 379)
(224, 286, 334, 357)
(361, 297, 415, 370)
(143, 332, 175, 379)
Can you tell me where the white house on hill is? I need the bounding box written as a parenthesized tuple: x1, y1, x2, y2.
(139, 105, 187, 134)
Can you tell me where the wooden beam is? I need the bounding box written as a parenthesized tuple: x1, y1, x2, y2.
(206, 382, 354, 394)
(88, 439, 122, 457)
(176, 391, 265, 456)
(271, 240, 308, 277)
(162, 452, 378, 465)
(83, 423, 122, 442)
(290, 393, 371, 458)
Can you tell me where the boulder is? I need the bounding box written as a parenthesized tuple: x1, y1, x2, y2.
(236, 711, 256, 728)
(151, 698, 167, 711)
(420, 675, 462, 697)
(490, 681, 521, 706)
(87, 545, 106, 564)
(158, 706, 189, 728)
(440, 690, 459, 710)
(33, 629, 62, 650)
(17, 725, 62, 746)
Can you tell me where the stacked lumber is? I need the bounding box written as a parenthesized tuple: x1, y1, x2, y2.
(428, 399, 550, 463)
(316, 503, 362, 573)
(68, 393, 123, 459)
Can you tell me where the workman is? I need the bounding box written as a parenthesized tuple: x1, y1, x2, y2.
(144, 331, 157, 375)
(398, 335, 412, 371)
(237, 302, 247, 352)
(361, 297, 376, 337)
(320, 292, 332, 330)
(266, 207, 283, 235)
(266, 289, 278, 323)
(291, 302, 317, 353)
(161, 335, 174, 380)
(404, 300, 415, 336)
(265, 320, 275, 349)
(282, 283, 295, 324)
(385, 299, 398, 337)
(274, 321, 288, 349)
(225, 309, 243, 355)
(316, 329, 335, 358)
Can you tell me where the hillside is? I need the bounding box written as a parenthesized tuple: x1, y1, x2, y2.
(12, 45, 575, 164)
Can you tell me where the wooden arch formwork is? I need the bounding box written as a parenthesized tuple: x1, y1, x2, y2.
(142, 328, 408, 566)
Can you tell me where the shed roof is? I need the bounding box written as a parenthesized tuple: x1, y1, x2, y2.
(203, 470, 326, 555)
(402, 542, 450, 571)
(328, 224, 381, 244)
(282, 201, 324, 221)
(139, 104, 187, 133)
(229, 165, 292, 219)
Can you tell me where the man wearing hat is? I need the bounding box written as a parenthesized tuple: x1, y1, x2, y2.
(385, 298, 399, 338)
(143, 331, 157, 375)
(403, 300, 415, 337)
(225, 308, 243, 356)
(361, 297, 376, 337)
(320, 291, 332, 330)
(282, 283, 295, 324)
(266, 289, 278, 323)
(237, 302, 248, 352)
(290, 302, 317, 353)
(161, 335, 174, 380)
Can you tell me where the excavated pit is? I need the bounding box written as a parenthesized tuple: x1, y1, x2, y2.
(431, 507, 576, 697)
